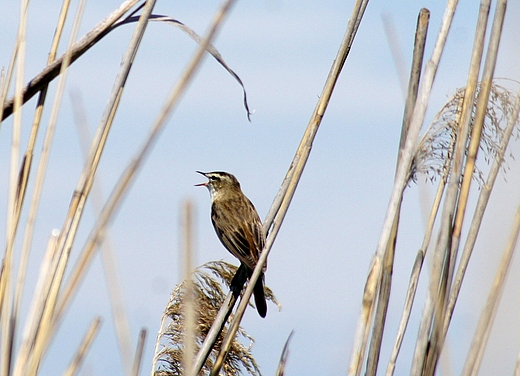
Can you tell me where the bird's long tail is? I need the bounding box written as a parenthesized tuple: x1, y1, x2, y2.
(253, 274, 267, 318)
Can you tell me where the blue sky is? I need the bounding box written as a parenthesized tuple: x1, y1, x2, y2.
(1, 0, 520, 375)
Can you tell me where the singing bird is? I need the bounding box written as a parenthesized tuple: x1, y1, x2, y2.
(196, 171, 267, 318)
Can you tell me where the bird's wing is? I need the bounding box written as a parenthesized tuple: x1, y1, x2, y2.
(211, 200, 265, 271)
(247, 198, 267, 271)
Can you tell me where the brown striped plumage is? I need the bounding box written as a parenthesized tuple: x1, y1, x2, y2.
(196, 171, 267, 318)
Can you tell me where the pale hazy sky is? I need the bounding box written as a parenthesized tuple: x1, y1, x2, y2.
(1, 0, 520, 375)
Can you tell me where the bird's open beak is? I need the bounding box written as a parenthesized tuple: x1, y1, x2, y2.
(195, 171, 208, 187)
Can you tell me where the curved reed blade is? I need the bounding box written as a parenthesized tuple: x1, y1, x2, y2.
(275, 330, 295, 376)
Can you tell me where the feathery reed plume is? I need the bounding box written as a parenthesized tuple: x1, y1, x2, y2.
(153, 261, 278, 376)
(412, 83, 520, 184)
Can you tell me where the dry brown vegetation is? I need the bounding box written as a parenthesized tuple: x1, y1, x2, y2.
(1, 0, 520, 375)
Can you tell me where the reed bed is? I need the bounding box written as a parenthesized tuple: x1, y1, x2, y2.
(1, 0, 520, 375)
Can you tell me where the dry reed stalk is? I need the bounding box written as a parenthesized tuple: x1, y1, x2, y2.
(155, 260, 267, 375)
(12, 0, 70, 289)
(349, 1, 459, 375)
(0, 38, 18, 129)
(263, 0, 368, 233)
(131, 329, 147, 376)
(55, 0, 235, 324)
(71, 90, 134, 374)
(382, 14, 408, 97)
(446, 79, 520, 332)
(0, 71, 5, 102)
(12, 230, 59, 376)
(181, 201, 196, 375)
(150, 287, 178, 375)
(188, 277, 237, 375)
(444, 61, 520, 363)
(444, 0, 499, 306)
(11, 1, 85, 371)
(461, 196, 520, 375)
(62, 317, 102, 376)
(25, 285, 66, 375)
(0, 0, 28, 129)
(1, 1, 29, 374)
(18, 2, 157, 374)
(386, 161, 449, 376)
(4, 0, 28, 297)
(9, 0, 81, 361)
(409, 1, 489, 374)
(365, 227, 396, 376)
(275, 330, 294, 376)
(6, 0, 237, 373)
(1, 0, 141, 121)
(209, 1, 370, 374)
(399, 9, 430, 159)
(423, 1, 507, 373)
(365, 10, 429, 376)
(2, 0, 140, 365)
(8, 1, 137, 370)
(456, 5, 509, 248)
(386, 94, 460, 376)
(13, 0, 73, 337)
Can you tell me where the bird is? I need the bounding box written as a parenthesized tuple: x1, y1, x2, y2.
(196, 171, 267, 318)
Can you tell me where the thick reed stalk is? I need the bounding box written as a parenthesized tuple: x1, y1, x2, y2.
(423, 1, 505, 373)
(444, 0, 518, 349)
(13, 0, 72, 336)
(12, 231, 59, 376)
(72, 92, 134, 374)
(21, 2, 157, 374)
(365, 9, 429, 376)
(209, 1, 370, 375)
(347, 1, 459, 375)
(10, 1, 85, 373)
(192, 1, 370, 374)
(131, 329, 147, 376)
(1, 0, 141, 121)
(1, 1, 29, 374)
(410, 0, 489, 373)
(182, 201, 196, 375)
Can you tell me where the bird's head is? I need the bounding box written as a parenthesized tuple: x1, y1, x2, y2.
(195, 171, 241, 198)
